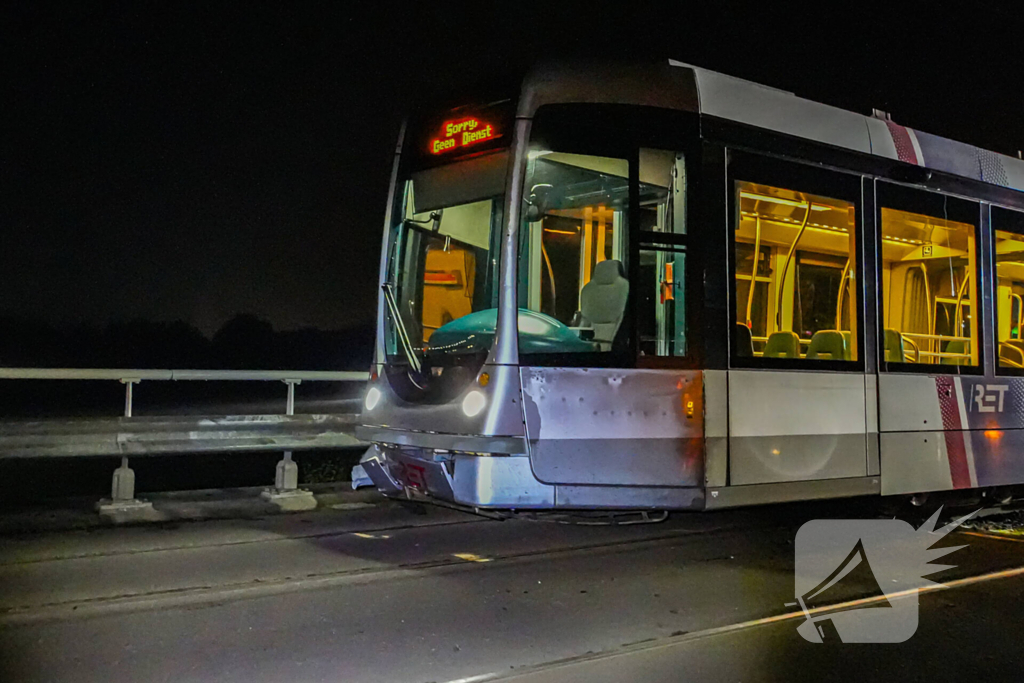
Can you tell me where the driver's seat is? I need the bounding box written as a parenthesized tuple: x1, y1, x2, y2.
(578, 259, 629, 351)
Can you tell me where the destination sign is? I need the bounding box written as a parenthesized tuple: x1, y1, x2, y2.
(429, 117, 499, 155)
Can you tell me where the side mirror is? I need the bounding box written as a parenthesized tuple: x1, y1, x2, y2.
(525, 183, 554, 222)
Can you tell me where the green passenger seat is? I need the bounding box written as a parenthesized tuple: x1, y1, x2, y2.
(1001, 339, 1024, 366)
(883, 329, 905, 363)
(734, 323, 754, 357)
(806, 330, 847, 360)
(941, 339, 968, 365)
(763, 331, 801, 358)
(841, 331, 852, 360)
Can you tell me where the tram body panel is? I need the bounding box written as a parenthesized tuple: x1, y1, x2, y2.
(360, 61, 1024, 513)
(879, 374, 1024, 494)
(727, 370, 868, 485)
(521, 367, 703, 487)
(703, 370, 729, 488)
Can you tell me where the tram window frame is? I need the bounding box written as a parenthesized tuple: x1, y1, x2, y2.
(635, 147, 699, 370)
(517, 104, 701, 369)
(876, 183, 983, 375)
(727, 151, 865, 372)
(992, 204, 1024, 376)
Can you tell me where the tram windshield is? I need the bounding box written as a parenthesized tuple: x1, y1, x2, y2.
(385, 150, 508, 366)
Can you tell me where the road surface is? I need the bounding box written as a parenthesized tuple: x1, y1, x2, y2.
(0, 498, 1022, 682)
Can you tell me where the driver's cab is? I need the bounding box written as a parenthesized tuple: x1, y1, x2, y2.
(366, 99, 701, 443)
(514, 104, 697, 369)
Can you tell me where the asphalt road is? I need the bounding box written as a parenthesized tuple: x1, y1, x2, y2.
(0, 498, 1022, 682)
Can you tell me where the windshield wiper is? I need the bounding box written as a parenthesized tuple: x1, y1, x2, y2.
(381, 283, 422, 374)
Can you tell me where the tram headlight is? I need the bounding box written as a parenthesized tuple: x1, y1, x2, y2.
(364, 386, 382, 412)
(462, 390, 487, 417)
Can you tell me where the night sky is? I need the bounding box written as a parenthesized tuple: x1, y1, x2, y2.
(4, 4, 1024, 343)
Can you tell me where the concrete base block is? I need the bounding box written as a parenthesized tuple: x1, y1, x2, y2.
(96, 499, 161, 524)
(260, 488, 317, 512)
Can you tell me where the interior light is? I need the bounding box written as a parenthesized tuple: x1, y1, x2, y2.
(740, 191, 833, 211)
(364, 386, 382, 412)
(462, 390, 487, 417)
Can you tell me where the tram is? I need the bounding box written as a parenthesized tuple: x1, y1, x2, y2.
(356, 61, 1024, 513)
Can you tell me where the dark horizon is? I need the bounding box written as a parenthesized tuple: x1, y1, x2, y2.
(5, 4, 1024, 361)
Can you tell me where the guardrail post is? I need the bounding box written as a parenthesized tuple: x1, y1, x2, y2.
(260, 379, 317, 511)
(97, 379, 156, 522)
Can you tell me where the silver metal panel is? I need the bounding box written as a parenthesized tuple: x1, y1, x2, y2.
(355, 426, 526, 455)
(479, 363, 528, 437)
(727, 370, 867, 485)
(451, 455, 555, 508)
(877, 374, 944, 433)
(867, 437, 880, 477)
(686, 65, 872, 155)
(489, 118, 529, 367)
(729, 434, 867, 485)
(705, 436, 728, 488)
(865, 374, 880, 477)
(703, 370, 729, 487)
(530, 438, 703, 486)
(521, 367, 704, 486)
(879, 432, 953, 495)
(384, 450, 456, 502)
(518, 63, 698, 119)
(704, 370, 728, 438)
(706, 476, 880, 510)
(864, 117, 899, 160)
(361, 456, 403, 496)
(728, 371, 867, 437)
(865, 375, 879, 433)
(555, 485, 703, 510)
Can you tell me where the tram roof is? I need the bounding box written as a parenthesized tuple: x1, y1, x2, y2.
(518, 60, 1024, 194)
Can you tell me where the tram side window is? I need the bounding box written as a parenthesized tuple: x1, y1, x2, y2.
(880, 205, 978, 367)
(638, 149, 688, 357)
(733, 181, 858, 361)
(993, 207, 1024, 370)
(518, 153, 630, 354)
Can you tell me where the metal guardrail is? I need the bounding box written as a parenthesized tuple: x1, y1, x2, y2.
(0, 368, 370, 516)
(0, 414, 363, 458)
(0, 368, 368, 381)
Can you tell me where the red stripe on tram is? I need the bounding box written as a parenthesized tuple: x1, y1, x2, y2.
(936, 376, 972, 488)
(885, 120, 920, 165)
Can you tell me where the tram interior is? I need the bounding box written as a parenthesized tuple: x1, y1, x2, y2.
(519, 150, 686, 355)
(995, 228, 1024, 368)
(732, 181, 989, 366)
(398, 153, 505, 347)
(733, 182, 859, 361)
(879, 207, 978, 366)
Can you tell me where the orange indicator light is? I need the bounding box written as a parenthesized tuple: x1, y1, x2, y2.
(984, 430, 1002, 440)
(478, 372, 490, 387)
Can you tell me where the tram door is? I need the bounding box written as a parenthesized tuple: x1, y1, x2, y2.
(875, 186, 983, 495)
(518, 148, 703, 491)
(727, 163, 870, 486)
